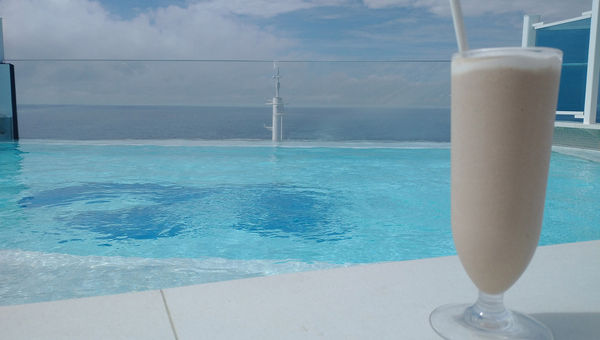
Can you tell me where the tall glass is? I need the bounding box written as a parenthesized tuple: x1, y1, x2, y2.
(430, 47, 562, 339)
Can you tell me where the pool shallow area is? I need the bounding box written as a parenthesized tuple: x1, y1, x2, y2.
(1, 140, 599, 305)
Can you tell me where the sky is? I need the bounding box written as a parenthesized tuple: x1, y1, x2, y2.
(0, 0, 594, 107)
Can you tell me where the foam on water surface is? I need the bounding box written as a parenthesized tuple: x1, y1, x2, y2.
(452, 47, 562, 74)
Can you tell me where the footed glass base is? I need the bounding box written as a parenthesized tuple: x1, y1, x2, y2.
(430, 303, 553, 340)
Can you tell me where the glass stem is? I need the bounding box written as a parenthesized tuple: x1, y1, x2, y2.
(464, 291, 513, 331)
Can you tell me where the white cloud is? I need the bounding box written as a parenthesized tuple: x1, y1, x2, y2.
(205, 0, 349, 18)
(0, 0, 300, 105)
(282, 62, 450, 107)
(362, 0, 411, 9)
(0, 0, 450, 107)
(363, 0, 593, 21)
(0, 0, 295, 59)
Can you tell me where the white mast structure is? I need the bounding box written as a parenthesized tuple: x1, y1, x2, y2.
(266, 62, 284, 142)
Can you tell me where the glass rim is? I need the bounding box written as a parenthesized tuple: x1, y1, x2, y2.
(453, 46, 562, 59)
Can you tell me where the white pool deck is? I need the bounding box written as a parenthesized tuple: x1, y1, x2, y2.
(1, 240, 598, 340)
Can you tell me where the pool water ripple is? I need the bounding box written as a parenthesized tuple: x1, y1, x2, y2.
(0, 142, 599, 305)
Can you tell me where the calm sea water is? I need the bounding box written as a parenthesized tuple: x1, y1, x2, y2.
(16, 105, 450, 141)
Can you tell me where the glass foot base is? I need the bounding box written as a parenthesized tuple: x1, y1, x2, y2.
(430, 303, 553, 340)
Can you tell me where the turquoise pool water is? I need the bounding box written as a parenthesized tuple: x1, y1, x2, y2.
(1, 141, 599, 305)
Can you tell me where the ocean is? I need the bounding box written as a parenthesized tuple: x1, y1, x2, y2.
(16, 105, 450, 141)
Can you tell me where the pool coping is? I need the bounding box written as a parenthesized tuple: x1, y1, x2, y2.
(0, 240, 598, 339)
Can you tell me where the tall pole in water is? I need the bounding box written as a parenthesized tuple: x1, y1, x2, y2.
(271, 62, 284, 142)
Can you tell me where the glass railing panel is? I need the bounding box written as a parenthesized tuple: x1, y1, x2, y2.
(10, 60, 450, 141)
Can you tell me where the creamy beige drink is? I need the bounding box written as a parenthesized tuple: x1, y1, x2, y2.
(451, 48, 562, 294)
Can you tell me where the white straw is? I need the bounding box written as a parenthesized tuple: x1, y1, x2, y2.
(449, 0, 468, 52)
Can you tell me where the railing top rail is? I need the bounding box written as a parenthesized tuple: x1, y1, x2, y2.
(4, 58, 451, 63)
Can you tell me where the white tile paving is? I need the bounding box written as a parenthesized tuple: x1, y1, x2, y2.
(0, 290, 175, 340)
(1, 241, 598, 340)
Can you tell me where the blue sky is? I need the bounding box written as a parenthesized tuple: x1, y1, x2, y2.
(1, 0, 593, 60)
(99, 0, 588, 59)
(94, 0, 592, 59)
(0, 0, 594, 106)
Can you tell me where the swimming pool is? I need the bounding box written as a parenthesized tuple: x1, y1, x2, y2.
(1, 141, 599, 305)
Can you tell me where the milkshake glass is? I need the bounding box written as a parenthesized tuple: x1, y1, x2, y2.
(430, 47, 562, 339)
